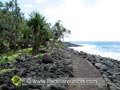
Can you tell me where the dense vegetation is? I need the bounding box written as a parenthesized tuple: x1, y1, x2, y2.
(0, 0, 70, 55)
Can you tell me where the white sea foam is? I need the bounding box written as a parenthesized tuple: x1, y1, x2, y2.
(69, 44, 120, 61)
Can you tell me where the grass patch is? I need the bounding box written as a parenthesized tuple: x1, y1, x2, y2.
(35, 52, 53, 57)
(0, 46, 46, 63)
(0, 68, 15, 74)
(36, 53, 45, 57)
(55, 42, 64, 49)
(39, 45, 46, 49)
(17, 48, 32, 53)
(0, 48, 32, 63)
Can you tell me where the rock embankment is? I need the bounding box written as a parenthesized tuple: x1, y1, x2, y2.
(63, 42, 80, 48)
(0, 49, 73, 90)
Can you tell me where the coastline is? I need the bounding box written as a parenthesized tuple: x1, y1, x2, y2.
(69, 41, 120, 61)
(67, 42, 120, 90)
(79, 51, 120, 90)
(0, 42, 119, 90)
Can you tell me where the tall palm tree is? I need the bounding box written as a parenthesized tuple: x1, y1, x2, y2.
(52, 20, 71, 41)
(27, 11, 48, 55)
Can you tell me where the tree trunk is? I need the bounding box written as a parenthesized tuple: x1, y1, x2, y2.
(32, 42, 40, 55)
(32, 36, 39, 55)
(9, 42, 17, 51)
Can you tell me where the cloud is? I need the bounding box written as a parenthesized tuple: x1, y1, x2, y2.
(83, 0, 97, 7)
(23, 4, 33, 8)
(44, 0, 120, 41)
(35, 0, 47, 4)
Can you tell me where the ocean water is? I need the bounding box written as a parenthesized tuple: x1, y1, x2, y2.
(69, 41, 120, 61)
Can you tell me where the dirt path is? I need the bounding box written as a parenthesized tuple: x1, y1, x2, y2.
(66, 51, 109, 90)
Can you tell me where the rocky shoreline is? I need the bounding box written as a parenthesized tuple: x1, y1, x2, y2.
(69, 49, 120, 90)
(0, 49, 73, 90)
(0, 42, 120, 90)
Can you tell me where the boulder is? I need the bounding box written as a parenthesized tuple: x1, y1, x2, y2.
(16, 85, 29, 90)
(9, 85, 15, 90)
(16, 56, 26, 62)
(0, 80, 4, 85)
(109, 86, 117, 90)
(39, 50, 47, 53)
(95, 63, 107, 71)
(42, 54, 54, 64)
(68, 70, 74, 77)
(30, 71, 36, 76)
(50, 85, 66, 90)
(17, 68, 26, 76)
(0, 84, 9, 90)
(41, 86, 51, 90)
(95, 63, 103, 68)
(108, 82, 120, 90)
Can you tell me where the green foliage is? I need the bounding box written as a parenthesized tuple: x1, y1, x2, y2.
(0, 54, 17, 63)
(52, 20, 71, 41)
(27, 11, 52, 55)
(0, 56, 8, 63)
(55, 41, 64, 49)
(0, 0, 25, 50)
(35, 52, 52, 57)
(0, 1, 70, 55)
(0, 48, 32, 63)
(17, 48, 32, 53)
(0, 68, 15, 74)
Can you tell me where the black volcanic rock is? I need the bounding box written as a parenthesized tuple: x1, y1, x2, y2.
(63, 42, 80, 48)
(42, 54, 54, 64)
(39, 50, 47, 53)
(0, 48, 73, 90)
(78, 51, 120, 90)
(1, 84, 9, 90)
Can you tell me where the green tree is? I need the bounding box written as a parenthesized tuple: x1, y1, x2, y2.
(0, 0, 24, 51)
(18, 19, 31, 48)
(52, 20, 71, 41)
(27, 11, 50, 55)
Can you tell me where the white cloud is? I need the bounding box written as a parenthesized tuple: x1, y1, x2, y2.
(44, 0, 120, 41)
(35, 0, 47, 4)
(24, 4, 33, 8)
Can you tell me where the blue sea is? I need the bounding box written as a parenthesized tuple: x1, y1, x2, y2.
(70, 41, 120, 61)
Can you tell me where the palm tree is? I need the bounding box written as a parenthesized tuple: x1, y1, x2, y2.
(19, 20, 31, 48)
(52, 20, 71, 41)
(27, 11, 48, 55)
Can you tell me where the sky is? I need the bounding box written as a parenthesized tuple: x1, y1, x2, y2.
(2, 0, 120, 41)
